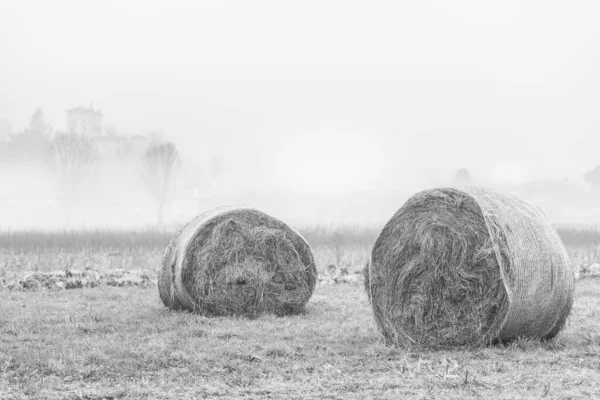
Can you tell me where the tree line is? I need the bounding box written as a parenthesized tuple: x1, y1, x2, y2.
(46, 132, 181, 227)
(2, 108, 181, 227)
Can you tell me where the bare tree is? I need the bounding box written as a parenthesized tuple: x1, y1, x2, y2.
(105, 122, 117, 137)
(453, 168, 472, 186)
(8, 108, 53, 163)
(140, 141, 181, 226)
(47, 133, 98, 226)
(584, 165, 600, 189)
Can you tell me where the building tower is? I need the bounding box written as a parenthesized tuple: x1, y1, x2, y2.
(66, 104, 103, 136)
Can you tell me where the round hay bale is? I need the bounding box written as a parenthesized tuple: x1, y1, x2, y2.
(364, 187, 575, 349)
(158, 206, 317, 316)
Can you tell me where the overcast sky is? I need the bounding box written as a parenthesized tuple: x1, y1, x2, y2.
(1, 0, 600, 193)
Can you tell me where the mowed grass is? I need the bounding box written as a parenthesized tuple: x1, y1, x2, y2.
(1, 262, 600, 399)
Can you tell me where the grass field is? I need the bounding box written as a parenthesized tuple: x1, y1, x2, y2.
(1, 229, 600, 399)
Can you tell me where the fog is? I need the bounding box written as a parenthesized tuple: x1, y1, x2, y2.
(1, 1, 600, 229)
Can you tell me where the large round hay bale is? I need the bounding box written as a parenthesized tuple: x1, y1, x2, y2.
(158, 206, 317, 316)
(364, 187, 575, 349)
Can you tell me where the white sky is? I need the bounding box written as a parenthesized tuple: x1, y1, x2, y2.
(1, 0, 600, 193)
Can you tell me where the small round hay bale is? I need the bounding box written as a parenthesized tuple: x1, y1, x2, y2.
(158, 206, 317, 316)
(364, 187, 575, 349)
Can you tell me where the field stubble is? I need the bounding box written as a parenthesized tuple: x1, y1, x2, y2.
(0, 230, 599, 399)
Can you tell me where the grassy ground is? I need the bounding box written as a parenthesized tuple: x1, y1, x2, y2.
(1, 268, 599, 399)
(1, 230, 600, 399)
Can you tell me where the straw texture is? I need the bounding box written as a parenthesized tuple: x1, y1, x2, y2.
(158, 206, 317, 317)
(365, 187, 575, 349)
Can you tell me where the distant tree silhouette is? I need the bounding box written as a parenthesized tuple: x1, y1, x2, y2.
(140, 141, 181, 226)
(28, 108, 52, 137)
(7, 108, 52, 163)
(105, 123, 117, 137)
(584, 165, 600, 188)
(145, 130, 165, 144)
(453, 168, 472, 186)
(47, 133, 98, 226)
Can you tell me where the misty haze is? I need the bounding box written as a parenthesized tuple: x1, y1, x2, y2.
(1, 1, 600, 229)
(2, 1, 600, 399)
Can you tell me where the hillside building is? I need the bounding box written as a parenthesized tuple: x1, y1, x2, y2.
(65, 105, 154, 161)
(66, 105, 103, 137)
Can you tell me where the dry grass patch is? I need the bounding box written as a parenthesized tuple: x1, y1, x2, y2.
(1, 273, 599, 399)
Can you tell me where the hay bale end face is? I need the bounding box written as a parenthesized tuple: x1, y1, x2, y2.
(365, 187, 575, 349)
(158, 236, 184, 310)
(158, 206, 317, 317)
